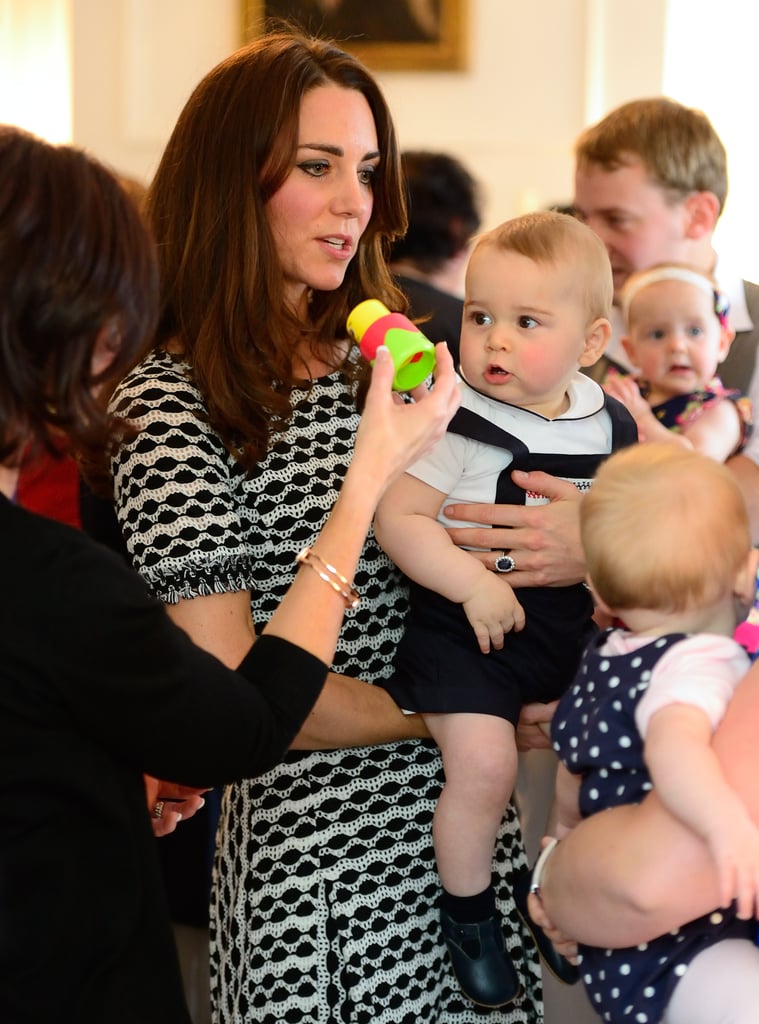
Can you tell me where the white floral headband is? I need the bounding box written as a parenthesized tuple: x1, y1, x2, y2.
(621, 265, 730, 328)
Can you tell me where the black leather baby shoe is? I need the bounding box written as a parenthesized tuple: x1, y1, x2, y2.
(440, 908, 521, 1007)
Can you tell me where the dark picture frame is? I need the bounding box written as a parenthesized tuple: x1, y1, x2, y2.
(242, 0, 467, 71)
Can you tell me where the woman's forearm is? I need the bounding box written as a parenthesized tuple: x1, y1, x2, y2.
(264, 343, 459, 666)
(290, 670, 429, 750)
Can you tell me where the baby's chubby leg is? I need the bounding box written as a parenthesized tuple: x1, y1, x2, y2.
(662, 938, 759, 1024)
(426, 712, 518, 895)
(427, 712, 522, 1007)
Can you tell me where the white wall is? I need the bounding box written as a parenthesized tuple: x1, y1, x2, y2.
(69, 0, 669, 230)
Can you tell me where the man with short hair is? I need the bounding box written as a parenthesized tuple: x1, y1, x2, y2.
(573, 97, 759, 535)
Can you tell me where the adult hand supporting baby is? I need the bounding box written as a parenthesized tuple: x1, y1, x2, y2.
(444, 469, 585, 588)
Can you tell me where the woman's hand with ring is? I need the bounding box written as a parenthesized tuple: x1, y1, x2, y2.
(145, 775, 211, 837)
(494, 552, 516, 573)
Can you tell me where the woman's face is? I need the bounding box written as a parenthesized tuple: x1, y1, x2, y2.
(266, 83, 379, 313)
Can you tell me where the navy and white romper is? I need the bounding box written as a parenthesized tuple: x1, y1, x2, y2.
(382, 378, 637, 724)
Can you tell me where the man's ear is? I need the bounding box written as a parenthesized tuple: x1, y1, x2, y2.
(579, 317, 612, 367)
(683, 190, 720, 240)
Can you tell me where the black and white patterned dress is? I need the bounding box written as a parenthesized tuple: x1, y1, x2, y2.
(110, 349, 542, 1024)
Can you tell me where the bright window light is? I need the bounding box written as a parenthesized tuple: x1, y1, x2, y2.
(0, 0, 72, 143)
(664, 0, 759, 283)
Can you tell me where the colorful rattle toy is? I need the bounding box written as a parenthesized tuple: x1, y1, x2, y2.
(347, 299, 436, 391)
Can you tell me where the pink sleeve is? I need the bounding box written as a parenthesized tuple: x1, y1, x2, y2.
(635, 634, 750, 737)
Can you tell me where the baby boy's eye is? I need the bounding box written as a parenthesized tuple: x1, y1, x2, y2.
(518, 316, 538, 329)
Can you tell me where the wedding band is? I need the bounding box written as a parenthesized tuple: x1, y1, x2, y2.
(152, 800, 165, 820)
(494, 552, 516, 574)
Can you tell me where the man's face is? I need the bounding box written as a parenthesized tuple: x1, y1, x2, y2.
(573, 156, 691, 303)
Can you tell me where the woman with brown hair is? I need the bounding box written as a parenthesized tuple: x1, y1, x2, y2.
(109, 28, 542, 1024)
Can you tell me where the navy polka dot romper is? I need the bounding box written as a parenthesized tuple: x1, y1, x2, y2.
(552, 630, 752, 1024)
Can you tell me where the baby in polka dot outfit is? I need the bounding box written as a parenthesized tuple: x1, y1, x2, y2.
(549, 442, 759, 1024)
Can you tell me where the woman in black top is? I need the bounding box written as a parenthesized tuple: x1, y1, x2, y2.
(0, 125, 458, 1024)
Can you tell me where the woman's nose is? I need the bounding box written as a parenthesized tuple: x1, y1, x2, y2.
(331, 173, 370, 219)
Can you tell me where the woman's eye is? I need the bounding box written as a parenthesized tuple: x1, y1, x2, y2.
(358, 167, 376, 186)
(299, 161, 329, 177)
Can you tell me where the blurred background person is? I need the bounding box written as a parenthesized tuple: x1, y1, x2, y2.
(390, 150, 482, 366)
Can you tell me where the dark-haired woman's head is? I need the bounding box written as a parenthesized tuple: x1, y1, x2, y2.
(146, 28, 407, 466)
(390, 151, 482, 273)
(0, 126, 158, 466)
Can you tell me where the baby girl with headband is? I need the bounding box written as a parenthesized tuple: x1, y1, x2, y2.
(604, 263, 752, 461)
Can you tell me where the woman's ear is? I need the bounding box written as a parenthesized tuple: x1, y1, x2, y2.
(90, 320, 121, 380)
(579, 317, 612, 367)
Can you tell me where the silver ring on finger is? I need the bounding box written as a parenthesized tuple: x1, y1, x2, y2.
(494, 552, 516, 574)
(152, 800, 165, 820)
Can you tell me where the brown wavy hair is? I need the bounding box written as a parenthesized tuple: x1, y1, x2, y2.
(145, 29, 408, 468)
(0, 126, 158, 471)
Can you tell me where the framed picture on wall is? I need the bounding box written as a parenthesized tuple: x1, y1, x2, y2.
(242, 1, 467, 71)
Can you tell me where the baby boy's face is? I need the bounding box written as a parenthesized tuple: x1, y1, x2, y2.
(459, 244, 592, 419)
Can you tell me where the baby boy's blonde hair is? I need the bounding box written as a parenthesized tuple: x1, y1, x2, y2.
(473, 211, 613, 325)
(582, 442, 750, 614)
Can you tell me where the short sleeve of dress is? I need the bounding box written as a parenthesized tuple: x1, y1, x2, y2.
(109, 350, 257, 603)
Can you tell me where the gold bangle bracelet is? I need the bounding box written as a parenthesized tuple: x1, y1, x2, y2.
(295, 546, 360, 610)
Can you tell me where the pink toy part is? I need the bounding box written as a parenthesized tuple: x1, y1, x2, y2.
(347, 299, 436, 391)
(735, 616, 759, 660)
(358, 312, 421, 360)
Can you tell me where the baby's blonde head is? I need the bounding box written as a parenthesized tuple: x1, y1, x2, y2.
(474, 211, 613, 324)
(583, 443, 750, 614)
(477, 214, 614, 325)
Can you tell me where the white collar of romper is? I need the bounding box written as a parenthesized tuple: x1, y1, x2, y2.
(460, 370, 605, 422)
(713, 255, 753, 332)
